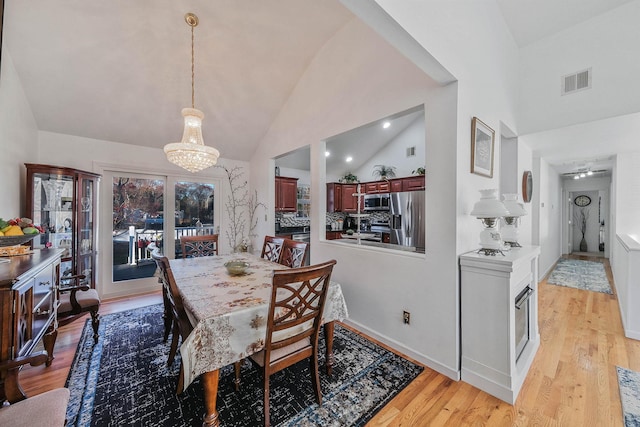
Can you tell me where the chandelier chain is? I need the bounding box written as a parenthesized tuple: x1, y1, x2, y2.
(191, 23, 195, 109)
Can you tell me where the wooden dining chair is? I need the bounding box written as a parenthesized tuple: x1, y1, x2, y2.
(241, 259, 336, 427)
(260, 236, 285, 263)
(180, 234, 219, 258)
(279, 238, 309, 268)
(57, 274, 100, 344)
(150, 248, 194, 393)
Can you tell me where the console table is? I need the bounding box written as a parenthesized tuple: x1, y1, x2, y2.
(0, 248, 62, 402)
(460, 246, 540, 404)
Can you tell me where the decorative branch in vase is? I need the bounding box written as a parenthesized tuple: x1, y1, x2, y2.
(573, 207, 589, 252)
(218, 165, 266, 253)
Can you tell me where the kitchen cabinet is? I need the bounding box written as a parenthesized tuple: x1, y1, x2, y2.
(0, 249, 63, 400)
(459, 246, 540, 404)
(326, 183, 342, 213)
(326, 231, 343, 240)
(25, 164, 100, 290)
(402, 175, 425, 191)
(389, 179, 403, 193)
(364, 181, 390, 194)
(341, 184, 364, 213)
(275, 177, 298, 212)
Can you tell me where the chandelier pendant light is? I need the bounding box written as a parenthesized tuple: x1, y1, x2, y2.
(164, 13, 220, 173)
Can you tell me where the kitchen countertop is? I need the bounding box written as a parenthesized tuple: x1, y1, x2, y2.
(334, 238, 422, 253)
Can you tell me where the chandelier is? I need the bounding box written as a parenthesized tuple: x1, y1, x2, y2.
(164, 13, 220, 173)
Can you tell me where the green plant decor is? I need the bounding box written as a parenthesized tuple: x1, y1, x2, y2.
(372, 165, 397, 180)
(412, 167, 425, 175)
(340, 173, 359, 183)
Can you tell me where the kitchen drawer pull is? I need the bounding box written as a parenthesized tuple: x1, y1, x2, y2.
(39, 280, 51, 286)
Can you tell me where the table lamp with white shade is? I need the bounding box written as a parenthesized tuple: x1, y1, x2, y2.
(470, 189, 510, 255)
(501, 193, 527, 247)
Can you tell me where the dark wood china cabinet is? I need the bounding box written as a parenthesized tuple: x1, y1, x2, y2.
(25, 164, 101, 290)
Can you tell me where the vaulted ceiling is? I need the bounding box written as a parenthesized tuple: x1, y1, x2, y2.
(3, 0, 633, 164)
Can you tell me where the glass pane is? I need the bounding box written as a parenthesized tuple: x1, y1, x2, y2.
(112, 176, 164, 282)
(77, 177, 95, 285)
(32, 173, 74, 258)
(175, 181, 216, 258)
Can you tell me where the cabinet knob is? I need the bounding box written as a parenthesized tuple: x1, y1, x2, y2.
(35, 307, 51, 316)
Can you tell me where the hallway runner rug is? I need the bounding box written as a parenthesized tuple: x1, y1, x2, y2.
(546, 259, 612, 294)
(617, 366, 640, 426)
(65, 304, 423, 426)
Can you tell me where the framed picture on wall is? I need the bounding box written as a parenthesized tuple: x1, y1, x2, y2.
(470, 117, 495, 178)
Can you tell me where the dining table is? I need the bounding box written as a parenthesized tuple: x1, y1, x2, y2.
(169, 252, 349, 427)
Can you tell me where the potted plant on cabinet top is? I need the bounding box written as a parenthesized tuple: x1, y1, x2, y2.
(339, 173, 359, 183)
(412, 166, 425, 175)
(372, 165, 396, 180)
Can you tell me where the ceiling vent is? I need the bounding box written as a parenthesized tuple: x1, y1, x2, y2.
(406, 146, 416, 157)
(561, 68, 591, 95)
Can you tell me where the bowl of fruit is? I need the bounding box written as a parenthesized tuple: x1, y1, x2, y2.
(0, 218, 43, 247)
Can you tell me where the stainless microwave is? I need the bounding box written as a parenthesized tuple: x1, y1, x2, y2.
(364, 193, 390, 211)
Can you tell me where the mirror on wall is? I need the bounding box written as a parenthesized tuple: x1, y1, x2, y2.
(324, 105, 426, 253)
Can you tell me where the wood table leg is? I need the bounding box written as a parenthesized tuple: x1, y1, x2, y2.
(201, 370, 220, 427)
(324, 321, 335, 376)
(43, 326, 58, 367)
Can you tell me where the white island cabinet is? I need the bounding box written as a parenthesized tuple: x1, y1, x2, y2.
(459, 246, 540, 404)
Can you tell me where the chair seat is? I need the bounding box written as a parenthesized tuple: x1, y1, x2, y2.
(58, 288, 100, 313)
(0, 388, 70, 427)
(250, 336, 311, 367)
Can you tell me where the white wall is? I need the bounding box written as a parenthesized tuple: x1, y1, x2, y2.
(530, 157, 562, 278)
(353, 116, 425, 181)
(251, 0, 521, 379)
(0, 51, 39, 219)
(614, 152, 640, 236)
(375, 0, 520, 256)
(278, 167, 310, 186)
(250, 17, 461, 378)
(519, 0, 640, 135)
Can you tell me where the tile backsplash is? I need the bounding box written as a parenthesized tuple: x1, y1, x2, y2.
(276, 211, 389, 228)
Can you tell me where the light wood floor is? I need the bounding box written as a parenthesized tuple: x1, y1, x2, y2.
(19, 254, 639, 426)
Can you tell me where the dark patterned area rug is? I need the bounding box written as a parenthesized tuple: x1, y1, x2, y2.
(617, 366, 640, 426)
(65, 304, 423, 426)
(546, 259, 612, 294)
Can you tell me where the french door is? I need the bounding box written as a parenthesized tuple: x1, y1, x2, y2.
(100, 169, 220, 299)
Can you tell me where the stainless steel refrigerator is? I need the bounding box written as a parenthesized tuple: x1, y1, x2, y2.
(390, 191, 425, 252)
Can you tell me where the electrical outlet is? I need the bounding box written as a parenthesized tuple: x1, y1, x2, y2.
(403, 311, 410, 325)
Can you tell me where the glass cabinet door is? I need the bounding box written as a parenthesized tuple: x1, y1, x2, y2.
(31, 172, 75, 279)
(76, 174, 96, 287)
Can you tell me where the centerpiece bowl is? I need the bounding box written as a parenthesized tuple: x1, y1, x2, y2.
(224, 260, 250, 276)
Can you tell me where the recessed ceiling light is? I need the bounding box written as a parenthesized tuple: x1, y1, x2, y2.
(383, 122, 391, 129)
(346, 156, 353, 163)
(325, 151, 330, 157)
(580, 172, 586, 178)
(574, 175, 580, 180)
(587, 170, 593, 176)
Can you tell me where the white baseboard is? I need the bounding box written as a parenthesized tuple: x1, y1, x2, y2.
(342, 318, 460, 381)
